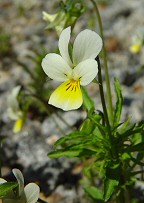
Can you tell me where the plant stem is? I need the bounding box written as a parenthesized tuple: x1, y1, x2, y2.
(90, 0, 114, 125)
(96, 56, 112, 140)
(0, 142, 2, 177)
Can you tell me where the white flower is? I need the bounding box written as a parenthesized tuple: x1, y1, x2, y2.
(42, 27, 102, 111)
(7, 86, 22, 120)
(42, 11, 66, 35)
(0, 169, 40, 203)
(7, 86, 24, 133)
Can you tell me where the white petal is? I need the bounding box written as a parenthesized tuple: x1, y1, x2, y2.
(42, 11, 57, 22)
(58, 27, 72, 66)
(7, 108, 22, 120)
(42, 53, 72, 82)
(73, 29, 102, 64)
(73, 59, 98, 86)
(12, 169, 24, 196)
(7, 86, 21, 110)
(0, 178, 7, 183)
(24, 183, 40, 203)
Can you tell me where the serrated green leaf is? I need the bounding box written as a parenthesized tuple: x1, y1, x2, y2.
(113, 78, 123, 127)
(85, 186, 104, 201)
(81, 87, 95, 112)
(0, 182, 18, 198)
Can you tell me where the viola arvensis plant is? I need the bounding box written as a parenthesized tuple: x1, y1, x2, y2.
(42, 27, 102, 111)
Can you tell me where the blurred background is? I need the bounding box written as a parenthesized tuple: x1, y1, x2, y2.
(0, 0, 144, 202)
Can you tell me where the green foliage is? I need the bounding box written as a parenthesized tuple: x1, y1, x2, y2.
(48, 78, 144, 202)
(113, 78, 123, 128)
(0, 182, 18, 198)
(44, 0, 85, 34)
(82, 87, 95, 112)
(85, 186, 103, 202)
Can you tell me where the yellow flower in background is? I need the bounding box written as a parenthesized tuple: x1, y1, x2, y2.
(130, 43, 142, 54)
(42, 27, 102, 111)
(7, 86, 24, 133)
(13, 118, 24, 134)
(129, 28, 144, 54)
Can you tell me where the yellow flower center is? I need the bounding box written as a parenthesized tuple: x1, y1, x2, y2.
(65, 79, 80, 92)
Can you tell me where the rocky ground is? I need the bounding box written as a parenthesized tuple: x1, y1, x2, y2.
(0, 0, 144, 202)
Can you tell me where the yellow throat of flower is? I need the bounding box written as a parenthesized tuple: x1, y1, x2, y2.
(65, 79, 80, 92)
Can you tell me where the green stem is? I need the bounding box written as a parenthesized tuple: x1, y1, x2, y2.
(97, 57, 112, 140)
(0, 142, 2, 177)
(90, 0, 113, 125)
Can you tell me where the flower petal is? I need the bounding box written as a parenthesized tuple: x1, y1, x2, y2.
(42, 11, 57, 23)
(58, 27, 72, 66)
(73, 29, 102, 65)
(12, 169, 24, 196)
(0, 178, 7, 183)
(23, 183, 40, 203)
(42, 53, 72, 82)
(13, 118, 23, 133)
(73, 59, 98, 86)
(7, 86, 21, 110)
(49, 80, 83, 111)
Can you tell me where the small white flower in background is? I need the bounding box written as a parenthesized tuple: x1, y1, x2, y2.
(0, 169, 40, 203)
(42, 11, 67, 35)
(130, 27, 144, 54)
(7, 86, 24, 133)
(42, 27, 102, 111)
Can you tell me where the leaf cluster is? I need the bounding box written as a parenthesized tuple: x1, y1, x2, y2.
(48, 78, 144, 202)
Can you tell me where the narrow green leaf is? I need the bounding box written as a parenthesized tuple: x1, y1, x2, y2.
(48, 148, 95, 158)
(54, 132, 82, 146)
(81, 87, 95, 112)
(48, 149, 83, 158)
(113, 78, 123, 127)
(85, 186, 104, 201)
(118, 118, 132, 134)
(80, 118, 96, 135)
(0, 182, 18, 198)
(104, 178, 119, 201)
